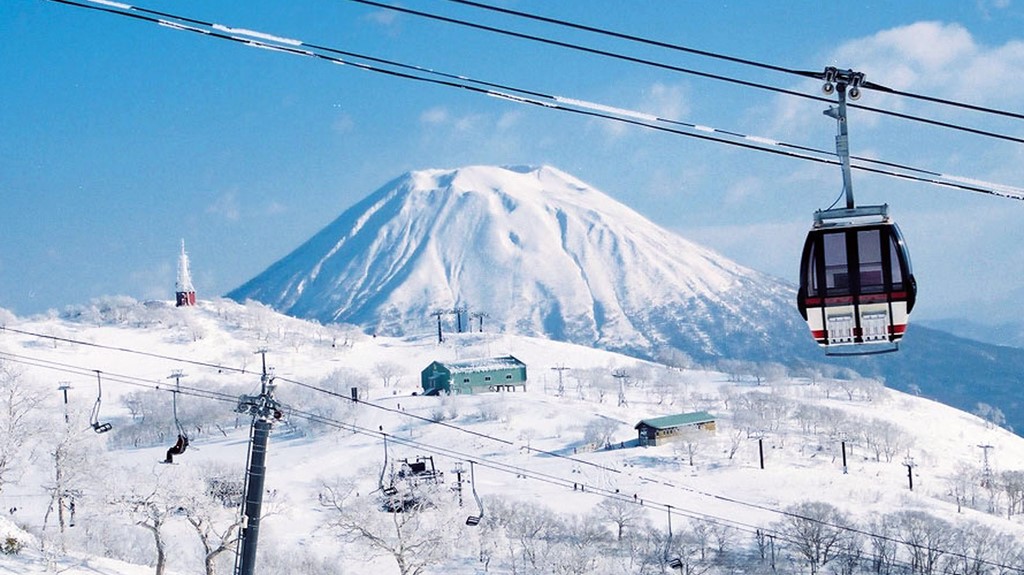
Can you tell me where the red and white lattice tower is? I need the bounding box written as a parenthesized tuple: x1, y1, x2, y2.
(175, 239, 197, 307)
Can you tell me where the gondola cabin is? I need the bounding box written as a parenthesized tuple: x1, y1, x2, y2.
(797, 206, 916, 353)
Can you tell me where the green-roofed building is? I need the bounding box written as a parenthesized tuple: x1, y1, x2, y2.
(634, 411, 716, 446)
(420, 355, 527, 395)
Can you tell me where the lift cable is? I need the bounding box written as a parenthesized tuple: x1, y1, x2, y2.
(349, 0, 1024, 143)
(0, 321, 1021, 561)
(0, 345, 877, 565)
(0, 351, 240, 405)
(0, 347, 1015, 572)
(39, 0, 1024, 201)
(440, 0, 1024, 122)
(282, 403, 1024, 574)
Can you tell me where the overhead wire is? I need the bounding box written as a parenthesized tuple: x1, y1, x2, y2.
(440, 0, 1024, 122)
(14, 4, 1024, 563)
(4, 327, 1022, 572)
(39, 0, 1024, 201)
(0, 340, 836, 565)
(349, 0, 1024, 144)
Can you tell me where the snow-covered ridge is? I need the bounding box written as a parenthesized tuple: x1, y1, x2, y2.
(2, 299, 1023, 574)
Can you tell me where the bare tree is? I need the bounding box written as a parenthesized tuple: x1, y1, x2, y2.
(110, 474, 187, 575)
(946, 463, 981, 513)
(41, 415, 93, 552)
(673, 427, 704, 467)
(374, 361, 405, 389)
(487, 496, 561, 572)
(543, 513, 611, 575)
(774, 501, 857, 574)
(582, 417, 618, 450)
(665, 527, 715, 575)
(974, 402, 1008, 430)
(889, 510, 953, 574)
(180, 464, 247, 575)
(319, 478, 459, 575)
(862, 419, 911, 463)
(1000, 470, 1024, 518)
(596, 497, 645, 542)
(0, 362, 44, 494)
(865, 515, 899, 575)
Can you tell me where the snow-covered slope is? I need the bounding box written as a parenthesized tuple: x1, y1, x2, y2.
(228, 165, 804, 362)
(2, 300, 1023, 575)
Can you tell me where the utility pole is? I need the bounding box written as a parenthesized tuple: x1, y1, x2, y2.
(904, 454, 915, 491)
(234, 350, 283, 575)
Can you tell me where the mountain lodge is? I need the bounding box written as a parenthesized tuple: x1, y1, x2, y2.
(635, 411, 716, 446)
(421, 356, 527, 395)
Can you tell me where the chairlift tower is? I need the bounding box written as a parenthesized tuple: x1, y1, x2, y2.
(451, 306, 468, 333)
(470, 311, 488, 333)
(978, 444, 994, 488)
(613, 370, 630, 408)
(234, 350, 283, 575)
(430, 310, 446, 343)
(551, 365, 569, 398)
(57, 382, 72, 424)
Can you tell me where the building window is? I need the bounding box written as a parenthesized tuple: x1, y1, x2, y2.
(463, 378, 470, 383)
(505, 374, 513, 380)
(484, 376, 492, 382)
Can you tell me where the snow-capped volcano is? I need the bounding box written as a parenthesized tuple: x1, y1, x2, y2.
(228, 165, 804, 361)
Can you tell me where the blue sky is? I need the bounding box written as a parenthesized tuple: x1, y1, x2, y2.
(2, 0, 1024, 325)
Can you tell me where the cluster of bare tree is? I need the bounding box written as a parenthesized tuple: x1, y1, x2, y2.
(318, 478, 1024, 575)
(774, 501, 1024, 575)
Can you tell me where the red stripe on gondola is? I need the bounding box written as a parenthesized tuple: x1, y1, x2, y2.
(803, 292, 910, 307)
(825, 296, 854, 305)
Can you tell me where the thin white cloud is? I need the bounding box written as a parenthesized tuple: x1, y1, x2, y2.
(833, 21, 1024, 107)
(332, 112, 355, 134)
(641, 82, 691, 121)
(418, 105, 490, 134)
(364, 9, 398, 27)
(207, 190, 241, 221)
(265, 201, 287, 215)
(420, 106, 450, 126)
(129, 261, 173, 302)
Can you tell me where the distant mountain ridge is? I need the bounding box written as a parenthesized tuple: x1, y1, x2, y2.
(228, 165, 806, 362)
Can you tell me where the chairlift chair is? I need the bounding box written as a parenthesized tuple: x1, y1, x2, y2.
(162, 372, 190, 463)
(378, 434, 399, 496)
(465, 461, 484, 526)
(90, 371, 112, 433)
